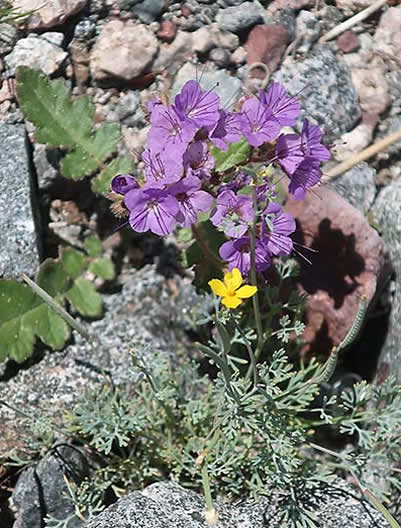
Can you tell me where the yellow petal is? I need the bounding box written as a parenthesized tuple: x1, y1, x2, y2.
(222, 295, 242, 309)
(208, 279, 228, 297)
(235, 285, 257, 299)
(224, 267, 242, 291)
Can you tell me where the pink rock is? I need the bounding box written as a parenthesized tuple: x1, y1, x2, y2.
(284, 187, 390, 357)
(267, 0, 314, 12)
(373, 6, 401, 69)
(90, 21, 158, 82)
(337, 30, 360, 53)
(11, 0, 87, 30)
(350, 64, 391, 115)
(245, 24, 290, 78)
(0, 79, 15, 103)
(157, 20, 177, 43)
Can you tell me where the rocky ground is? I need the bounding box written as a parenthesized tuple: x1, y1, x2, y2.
(0, 0, 401, 526)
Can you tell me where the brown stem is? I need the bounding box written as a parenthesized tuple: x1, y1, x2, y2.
(191, 225, 223, 268)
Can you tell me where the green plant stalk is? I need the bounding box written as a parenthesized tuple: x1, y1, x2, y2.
(201, 458, 215, 517)
(363, 489, 401, 528)
(248, 183, 264, 374)
(0, 399, 66, 437)
(232, 315, 258, 385)
(22, 273, 94, 344)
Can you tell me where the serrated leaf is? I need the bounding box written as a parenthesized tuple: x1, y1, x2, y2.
(89, 258, 115, 280)
(0, 280, 70, 363)
(16, 67, 121, 181)
(0, 245, 104, 364)
(61, 122, 121, 180)
(91, 156, 134, 194)
(23, 305, 70, 351)
(211, 138, 250, 173)
(36, 259, 71, 298)
(84, 235, 103, 257)
(65, 278, 102, 317)
(61, 247, 86, 279)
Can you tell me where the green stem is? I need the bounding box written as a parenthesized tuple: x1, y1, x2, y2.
(22, 273, 94, 344)
(201, 457, 215, 517)
(232, 316, 258, 385)
(0, 400, 67, 437)
(246, 183, 264, 379)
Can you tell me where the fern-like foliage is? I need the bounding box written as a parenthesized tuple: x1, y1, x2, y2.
(0, 242, 115, 364)
(16, 67, 133, 193)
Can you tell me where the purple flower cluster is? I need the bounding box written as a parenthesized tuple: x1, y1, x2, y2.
(111, 80, 330, 276)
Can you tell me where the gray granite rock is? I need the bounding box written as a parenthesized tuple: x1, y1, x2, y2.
(33, 143, 62, 189)
(11, 445, 87, 528)
(295, 10, 323, 54)
(172, 63, 242, 110)
(371, 179, 401, 383)
(273, 45, 361, 142)
(4, 32, 67, 76)
(0, 265, 208, 459)
(0, 23, 17, 55)
(331, 162, 376, 216)
(385, 69, 401, 115)
(74, 18, 97, 40)
(0, 123, 40, 278)
(376, 115, 401, 156)
(215, 1, 265, 34)
(82, 480, 388, 528)
(132, 0, 165, 23)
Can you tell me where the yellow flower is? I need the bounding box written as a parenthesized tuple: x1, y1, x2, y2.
(208, 268, 257, 309)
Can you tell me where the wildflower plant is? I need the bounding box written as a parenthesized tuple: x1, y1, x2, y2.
(8, 72, 401, 528)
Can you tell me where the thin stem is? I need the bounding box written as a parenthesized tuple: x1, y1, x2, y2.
(0, 400, 67, 437)
(232, 315, 258, 385)
(326, 128, 401, 180)
(309, 441, 344, 461)
(319, 0, 387, 43)
(22, 273, 94, 344)
(201, 457, 217, 524)
(191, 225, 223, 268)
(247, 183, 264, 376)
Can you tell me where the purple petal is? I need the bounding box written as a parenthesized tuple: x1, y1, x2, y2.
(175, 80, 220, 129)
(111, 174, 138, 195)
(276, 133, 304, 175)
(241, 97, 281, 147)
(259, 83, 301, 127)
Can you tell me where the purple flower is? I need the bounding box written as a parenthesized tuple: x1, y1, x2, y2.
(124, 187, 179, 236)
(169, 176, 213, 227)
(221, 171, 252, 193)
(210, 190, 254, 238)
(219, 237, 271, 276)
(183, 141, 215, 180)
(147, 104, 196, 156)
(256, 179, 277, 203)
(111, 174, 138, 195)
(258, 83, 301, 127)
(261, 202, 295, 256)
(288, 157, 322, 200)
(241, 97, 281, 147)
(276, 119, 330, 175)
(209, 110, 245, 151)
(175, 80, 220, 129)
(275, 132, 305, 175)
(300, 119, 331, 162)
(142, 148, 182, 185)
